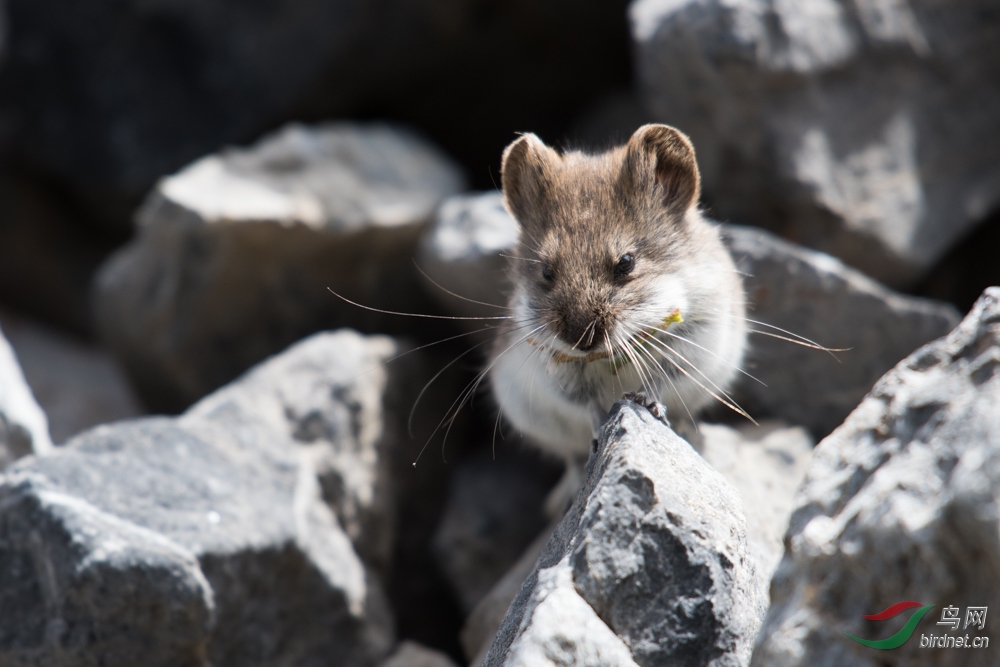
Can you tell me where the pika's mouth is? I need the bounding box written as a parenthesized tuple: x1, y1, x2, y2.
(528, 309, 683, 366)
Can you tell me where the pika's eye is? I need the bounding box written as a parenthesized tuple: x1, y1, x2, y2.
(615, 253, 635, 278)
(541, 264, 555, 282)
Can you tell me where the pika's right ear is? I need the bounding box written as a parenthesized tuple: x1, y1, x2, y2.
(501, 133, 559, 231)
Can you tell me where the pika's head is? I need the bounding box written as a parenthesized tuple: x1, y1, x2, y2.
(501, 124, 706, 355)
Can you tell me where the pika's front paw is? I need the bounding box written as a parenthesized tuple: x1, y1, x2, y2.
(622, 392, 671, 427)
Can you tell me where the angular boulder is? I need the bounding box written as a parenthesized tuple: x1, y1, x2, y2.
(752, 287, 1000, 667)
(0, 322, 52, 468)
(181, 329, 415, 578)
(723, 224, 960, 437)
(94, 122, 464, 411)
(484, 399, 765, 667)
(0, 329, 415, 666)
(631, 0, 1000, 286)
(699, 420, 813, 602)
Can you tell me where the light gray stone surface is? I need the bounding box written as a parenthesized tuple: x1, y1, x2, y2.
(0, 311, 143, 444)
(94, 122, 464, 411)
(699, 421, 813, 603)
(751, 287, 1000, 667)
(0, 329, 409, 666)
(0, 323, 52, 468)
(484, 399, 765, 667)
(181, 329, 411, 578)
(724, 224, 960, 437)
(631, 0, 1000, 286)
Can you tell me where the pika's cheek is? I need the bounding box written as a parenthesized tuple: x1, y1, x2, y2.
(635, 274, 690, 321)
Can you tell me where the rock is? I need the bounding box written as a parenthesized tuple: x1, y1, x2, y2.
(417, 192, 517, 326)
(631, 0, 1000, 287)
(0, 329, 413, 666)
(0, 310, 143, 444)
(381, 641, 459, 667)
(0, 474, 215, 667)
(94, 122, 465, 411)
(484, 399, 765, 667)
(751, 287, 1000, 667)
(0, 322, 52, 468)
(699, 420, 813, 602)
(462, 420, 810, 665)
(723, 224, 960, 437)
(181, 329, 414, 579)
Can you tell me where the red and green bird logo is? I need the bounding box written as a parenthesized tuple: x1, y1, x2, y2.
(845, 601, 935, 649)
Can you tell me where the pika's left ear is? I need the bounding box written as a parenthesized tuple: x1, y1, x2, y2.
(620, 124, 700, 216)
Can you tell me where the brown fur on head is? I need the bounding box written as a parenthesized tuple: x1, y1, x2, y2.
(500, 124, 703, 352)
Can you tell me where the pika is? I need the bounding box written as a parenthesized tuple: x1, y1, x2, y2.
(488, 124, 747, 503)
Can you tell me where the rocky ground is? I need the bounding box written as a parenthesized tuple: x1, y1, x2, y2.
(1, 1, 999, 666)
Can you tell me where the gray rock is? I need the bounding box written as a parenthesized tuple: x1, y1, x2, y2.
(0, 311, 143, 444)
(462, 420, 812, 665)
(699, 421, 813, 603)
(431, 453, 555, 614)
(723, 224, 960, 436)
(94, 122, 464, 411)
(632, 0, 1000, 287)
(417, 192, 517, 327)
(0, 329, 406, 666)
(751, 287, 1000, 667)
(381, 641, 459, 667)
(182, 329, 413, 579)
(0, 322, 52, 468)
(0, 475, 215, 667)
(484, 399, 765, 667)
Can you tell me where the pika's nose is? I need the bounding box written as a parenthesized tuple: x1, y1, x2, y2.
(561, 315, 602, 351)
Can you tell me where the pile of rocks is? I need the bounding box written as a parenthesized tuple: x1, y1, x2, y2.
(1, 2, 999, 664)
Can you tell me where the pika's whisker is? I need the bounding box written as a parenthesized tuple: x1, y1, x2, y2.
(571, 319, 598, 351)
(327, 287, 511, 321)
(650, 326, 765, 386)
(412, 261, 512, 311)
(412, 322, 546, 466)
(407, 319, 540, 439)
(629, 331, 698, 428)
(499, 253, 542, 264)
(645, 335, 756, 424)
(746, 328, 847, 359)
